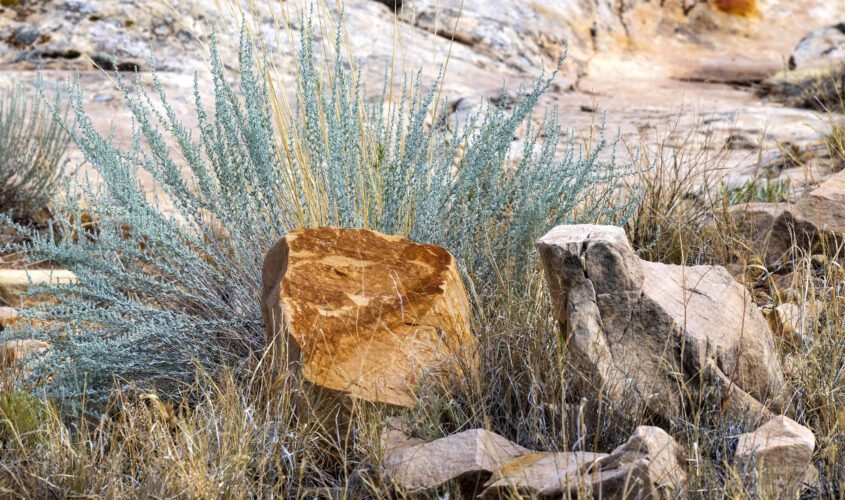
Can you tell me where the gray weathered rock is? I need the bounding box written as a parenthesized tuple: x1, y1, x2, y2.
(791, 23, 845, 71)
(733, 415, 816, 496)
(537, 225, 784, 422)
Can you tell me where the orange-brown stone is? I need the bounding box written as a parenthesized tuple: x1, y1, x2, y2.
(713, 0, 757, 16)
(261, 227, 474, 407)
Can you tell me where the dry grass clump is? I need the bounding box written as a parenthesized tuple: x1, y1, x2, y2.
(0, 83, 68, 226)
(761, 65, 845, 113)
(825, 119, 845, 172)
(0, 369, 389, 497)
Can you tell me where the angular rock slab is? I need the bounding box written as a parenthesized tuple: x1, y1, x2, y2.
(730, 170, 845, 267)
(479, 426, 686, 499)
(479, 451, 607, 498)
(537, 225, 784, 422)
(733, 416, 816, 496)
(261, 227, 475, 407)
(587, 426, 687, 499)
(382, 427, 529, 496)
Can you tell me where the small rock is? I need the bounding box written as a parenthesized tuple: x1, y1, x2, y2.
(11, 26, 40, 47)
(810, 254, 828, 268)
(588, 426, 687, 499)
(727, 202, 790, 265)
(0, 270, 78, 289)
(0, 270, 77, 308)
(728, 170, 845, 268)
(733, 416, 815, 496)
(382, 427, 529, 496)
(481, 426, 686, 498)
(479, 451, 607, 498)
(0, 339, 50, 371)
(725, 133, 757, 150)
(765, 302, 819, 347)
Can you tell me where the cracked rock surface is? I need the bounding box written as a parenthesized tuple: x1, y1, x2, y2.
(537, 225, 785, 423)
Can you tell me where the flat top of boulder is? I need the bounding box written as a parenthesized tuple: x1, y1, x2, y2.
(282, 227, 454, 348)
(537, 224, 629, 248)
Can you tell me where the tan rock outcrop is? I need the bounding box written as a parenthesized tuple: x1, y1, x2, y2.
(261, 227, 474, 408)
(382, 427, 529, 496)
(537, 225, 784, 422)
(730, 170, 845, 268)
(733, 415, 816, 496)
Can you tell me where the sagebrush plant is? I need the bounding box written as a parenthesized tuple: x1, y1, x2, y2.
(2, 16, 633, 411)
(0, 83, 68, 222)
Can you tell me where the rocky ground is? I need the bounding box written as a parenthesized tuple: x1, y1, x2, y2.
(1, 0, 844, 189)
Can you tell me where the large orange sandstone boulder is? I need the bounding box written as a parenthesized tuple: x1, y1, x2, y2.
(261, 227, 474, 408)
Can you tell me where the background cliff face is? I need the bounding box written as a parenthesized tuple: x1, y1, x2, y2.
(0, 0, 843, 181)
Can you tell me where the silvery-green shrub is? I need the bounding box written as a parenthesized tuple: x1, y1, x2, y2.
(3, 22, 633, 408)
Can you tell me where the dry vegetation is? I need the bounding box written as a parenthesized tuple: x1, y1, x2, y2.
(0, 118, 842, 499)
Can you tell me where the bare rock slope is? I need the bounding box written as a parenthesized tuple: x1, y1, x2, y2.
(2, 0, 844, 184)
